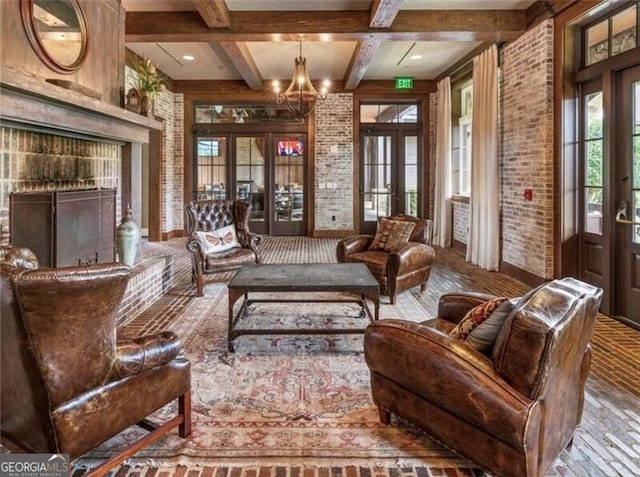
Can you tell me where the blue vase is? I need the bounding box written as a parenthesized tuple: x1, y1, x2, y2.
(116, 205, 140, 267)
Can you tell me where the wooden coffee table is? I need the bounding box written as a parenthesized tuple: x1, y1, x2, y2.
(227, 263, 380, 351)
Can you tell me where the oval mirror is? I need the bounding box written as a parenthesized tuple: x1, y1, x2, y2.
(21, 0, 88, 74)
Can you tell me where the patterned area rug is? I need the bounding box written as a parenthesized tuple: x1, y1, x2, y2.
(80, 280, 471, 470)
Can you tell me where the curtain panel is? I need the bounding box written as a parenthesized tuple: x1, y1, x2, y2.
(433, 77, 452, 248)
(466, 44, 500, 271)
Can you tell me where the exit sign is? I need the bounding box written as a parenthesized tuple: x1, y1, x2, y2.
(395, 77, 414, 90)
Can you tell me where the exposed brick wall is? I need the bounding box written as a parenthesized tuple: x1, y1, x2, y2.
(314, 94, 353, 230)
(0, 128, 122, 243)
(452, 201, 469, 244)
(501, 20, 555, 279)
(126, 65, 183, 234)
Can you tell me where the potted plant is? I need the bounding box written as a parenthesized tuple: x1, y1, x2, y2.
(134, 57, 165, 116)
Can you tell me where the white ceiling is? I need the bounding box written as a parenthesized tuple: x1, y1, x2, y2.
(121, 0, 537, 83)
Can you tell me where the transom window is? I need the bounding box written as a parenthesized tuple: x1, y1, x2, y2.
(585, 3, 638, 66)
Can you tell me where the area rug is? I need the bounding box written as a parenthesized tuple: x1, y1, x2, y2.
(78, 282, 473, 471)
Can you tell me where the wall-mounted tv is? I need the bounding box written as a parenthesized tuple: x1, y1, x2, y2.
(277, 140, 303, 156)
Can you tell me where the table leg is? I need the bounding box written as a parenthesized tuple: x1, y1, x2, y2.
(228, 288, 245, 352)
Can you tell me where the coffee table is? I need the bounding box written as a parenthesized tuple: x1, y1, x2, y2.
(227, 263, 380, 351)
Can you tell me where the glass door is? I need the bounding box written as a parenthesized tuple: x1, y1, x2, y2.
(359, 130, 420, 234)
(233, 135, 267, 234)
(272, 135, 306, 236)
(616, 66, 640, 326)
(231, 134, 307, 236)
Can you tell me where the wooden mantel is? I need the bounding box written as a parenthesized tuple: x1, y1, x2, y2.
(0, 64, 162, 144)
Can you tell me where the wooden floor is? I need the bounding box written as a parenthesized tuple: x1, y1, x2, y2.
(119, 237, 640, 476)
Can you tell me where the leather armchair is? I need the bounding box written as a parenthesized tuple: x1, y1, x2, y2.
(0, 248, 191, 476)
(185, 199, 262, 297)
(337, 214, 435, 304)
(364, 277, 603, 477)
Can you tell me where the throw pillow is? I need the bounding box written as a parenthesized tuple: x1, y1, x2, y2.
(465, 298, 516, 352)
(369, 218, 416, 252)
(196, 224, 240, 254)
(449, 297, 509, 343)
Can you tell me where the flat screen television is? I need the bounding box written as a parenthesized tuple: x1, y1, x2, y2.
(277, 140, 303, 156)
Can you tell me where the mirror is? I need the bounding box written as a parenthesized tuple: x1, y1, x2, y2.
(21, 0, 88, 74)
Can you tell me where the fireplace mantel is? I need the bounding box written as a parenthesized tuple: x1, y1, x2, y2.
(0, 64, 162, 144)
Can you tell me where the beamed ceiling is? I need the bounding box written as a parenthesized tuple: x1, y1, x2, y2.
(121, 0, 578, 90)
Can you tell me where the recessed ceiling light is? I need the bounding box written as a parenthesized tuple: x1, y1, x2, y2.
(410, 55, 422, 60)
(182, 55, 195, 61)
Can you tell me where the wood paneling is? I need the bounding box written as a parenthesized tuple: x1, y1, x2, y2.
(1, 0, 123, 106)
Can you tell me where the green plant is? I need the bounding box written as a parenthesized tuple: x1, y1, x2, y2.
(134, 57, 165, 98)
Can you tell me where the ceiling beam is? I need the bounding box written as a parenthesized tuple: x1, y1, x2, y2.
(125, 10, 527, 43)
(525, 0, 581, 27)
(216, 42, 263, 91)
(343, 40, 381, 91)
(191, 0, 231, 28)
(341, 0, 402, 90)
(369, 0, 404, 28)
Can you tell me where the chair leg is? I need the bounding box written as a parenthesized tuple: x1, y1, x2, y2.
(390, 293, 396, 305)
(377, 406, 391, 424)
(196, 274, 204, 297)
(179, 390, 192, 437)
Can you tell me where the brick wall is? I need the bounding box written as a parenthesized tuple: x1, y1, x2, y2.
(0, 128, 122, 242)
(314, 94, 354, 230)
(126, 65, 183, 235)
(501, 20, 555, 279)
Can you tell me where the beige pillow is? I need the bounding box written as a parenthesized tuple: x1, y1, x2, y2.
(197, 224, 240, 254)
(369, 218, 416, 252)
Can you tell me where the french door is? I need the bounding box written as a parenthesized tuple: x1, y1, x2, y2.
(233, 133, 306, 236)
(359, 128, 420, 234)
(616, 66, 640, 326)
(578, 66, 640, 327)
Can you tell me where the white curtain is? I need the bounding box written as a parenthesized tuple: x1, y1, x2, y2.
(433, 77, 452, 248)
(466, 44, 499, 271)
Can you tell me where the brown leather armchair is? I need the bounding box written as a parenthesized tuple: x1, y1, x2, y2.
(1, 247, 191, 476)
(364, 277, 603, 477)
(185, 199, 262, 297)
(337, 214, 435, 304)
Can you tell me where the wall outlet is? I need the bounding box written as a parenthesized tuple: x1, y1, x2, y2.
(332, 215, 336, 221)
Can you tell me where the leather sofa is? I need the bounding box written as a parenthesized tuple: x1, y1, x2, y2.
(0, 246, 191, 476)
(364, 277, 603, 477)
(185, 199, 262, 296)
(337, 214, 435, 304)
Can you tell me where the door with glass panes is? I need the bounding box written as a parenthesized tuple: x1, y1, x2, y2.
(579, 67, 640, 326)
(360, 129, 420, 235)
(233, 134, 306, 236)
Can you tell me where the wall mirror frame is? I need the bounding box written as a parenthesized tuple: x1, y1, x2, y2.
(20, 0, 89, 74)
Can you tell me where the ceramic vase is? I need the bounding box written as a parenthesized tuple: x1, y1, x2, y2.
(116, 205, 140, 267)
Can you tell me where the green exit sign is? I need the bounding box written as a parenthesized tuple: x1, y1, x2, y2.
(395, 77, 414, 90)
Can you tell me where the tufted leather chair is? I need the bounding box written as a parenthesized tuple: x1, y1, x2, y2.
(336, 214, 435, 304)
(185, 199, 262, 296)
(0, 246, 191, 476)
(364, 277, 603, 477)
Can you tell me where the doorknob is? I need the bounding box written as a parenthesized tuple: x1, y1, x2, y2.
(616, 201, 640, 225)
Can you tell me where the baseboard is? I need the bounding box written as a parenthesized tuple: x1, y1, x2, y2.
(162, 230, 184, 241)
(499, 260, 546, 288)
(312, 229, 355, 238)
(451, 239, 466, 254)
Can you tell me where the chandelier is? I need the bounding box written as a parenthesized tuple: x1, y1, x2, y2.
(271, 41, 331, 118)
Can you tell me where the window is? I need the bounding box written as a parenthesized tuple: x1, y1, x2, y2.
(452, 82, 473, 196)
(585, 3, 638, 66)
(583, 91, 604, 235)
(359, 102, 418, 123)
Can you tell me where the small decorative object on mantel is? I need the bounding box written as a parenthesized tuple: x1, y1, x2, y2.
(134, 57, 166, 117)
(116, 205, 140, 267)
(125, 87, 142, 114)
